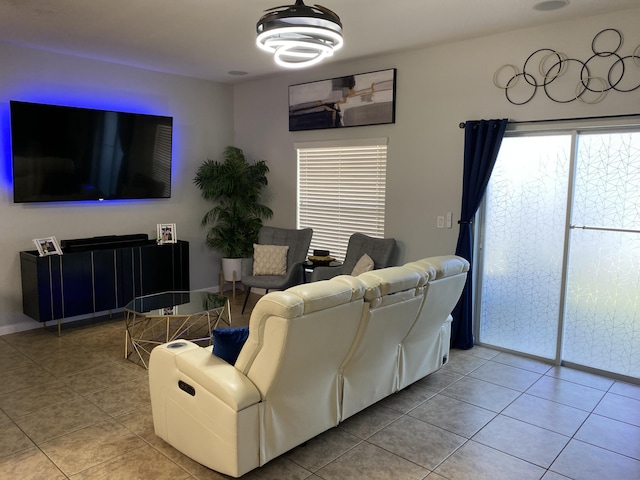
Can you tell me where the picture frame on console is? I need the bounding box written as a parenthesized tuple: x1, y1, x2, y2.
(33, 236, 62, 257)
(157, 223, 177, 244)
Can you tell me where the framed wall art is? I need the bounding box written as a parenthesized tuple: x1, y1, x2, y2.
(289, 68, 397, 131)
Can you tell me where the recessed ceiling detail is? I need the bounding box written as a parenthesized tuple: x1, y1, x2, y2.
(533, 0, 569, 12)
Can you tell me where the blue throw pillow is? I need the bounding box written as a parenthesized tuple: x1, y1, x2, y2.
(212, 326, 249, 365)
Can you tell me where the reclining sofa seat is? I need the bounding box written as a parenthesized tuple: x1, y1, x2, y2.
(149, 275, 366, 478)
(338, 265, 429, 420)
(398, 255, 470, 389)
(235, 275, 365, 466)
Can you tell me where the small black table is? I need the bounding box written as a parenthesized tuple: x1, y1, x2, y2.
(302, 260, 342, 282)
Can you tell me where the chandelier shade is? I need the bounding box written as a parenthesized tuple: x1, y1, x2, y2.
(256, 0, 343, 68)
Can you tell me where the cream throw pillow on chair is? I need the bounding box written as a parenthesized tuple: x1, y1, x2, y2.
(252, 244, 289, 276)
(351, 253, 374, 276)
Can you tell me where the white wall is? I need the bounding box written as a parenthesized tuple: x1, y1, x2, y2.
(0, 44, 234, 334)
(233, 8, 640, 263)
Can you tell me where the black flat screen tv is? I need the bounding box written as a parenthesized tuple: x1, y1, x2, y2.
(10, 100, 173, 203)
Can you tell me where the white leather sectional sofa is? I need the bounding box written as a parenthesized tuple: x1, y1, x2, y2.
(148, 255, 469, 477)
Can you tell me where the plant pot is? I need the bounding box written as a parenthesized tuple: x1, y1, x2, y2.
(222, 258, 243, 282)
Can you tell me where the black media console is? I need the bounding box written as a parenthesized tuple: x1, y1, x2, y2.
(20, 234, 189, 328)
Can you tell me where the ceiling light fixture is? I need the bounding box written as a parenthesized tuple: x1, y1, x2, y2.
(256, 0, 343, 69)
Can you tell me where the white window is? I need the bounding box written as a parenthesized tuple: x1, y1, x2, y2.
(296, 138, 388, 261)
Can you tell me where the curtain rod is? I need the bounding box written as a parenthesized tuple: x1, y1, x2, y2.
(459, 112, 640, 129)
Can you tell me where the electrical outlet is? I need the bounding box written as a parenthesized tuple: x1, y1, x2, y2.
(437, 216, 445, 228)
(446, 211, 453, 228)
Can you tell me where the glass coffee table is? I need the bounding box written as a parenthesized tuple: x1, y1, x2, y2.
(124, 291, 231, 368)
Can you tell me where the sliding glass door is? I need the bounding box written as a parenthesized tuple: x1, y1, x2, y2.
(477, 128, 640, 379)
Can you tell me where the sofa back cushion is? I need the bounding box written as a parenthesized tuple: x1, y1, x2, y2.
(339, 266, 428, 420)
(234, 278, 366, 463)
(398, 255, 469, 389)
(359, 266, 428, 307)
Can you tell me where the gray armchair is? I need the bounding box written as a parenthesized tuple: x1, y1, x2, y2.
(241, 226, 313, 313)
(310, 232, 396, 282)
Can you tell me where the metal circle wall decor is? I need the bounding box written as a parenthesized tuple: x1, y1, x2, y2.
(494, 28, 640, 105)
(591, 28, 623, 57)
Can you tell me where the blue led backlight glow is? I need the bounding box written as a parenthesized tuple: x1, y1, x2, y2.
(0, 104, 14, 194)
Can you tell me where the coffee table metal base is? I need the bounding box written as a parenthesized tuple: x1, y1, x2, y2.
(124, 292, 231, 368)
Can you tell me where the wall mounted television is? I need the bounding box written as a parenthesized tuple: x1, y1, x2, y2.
(10, 101, 173, 203)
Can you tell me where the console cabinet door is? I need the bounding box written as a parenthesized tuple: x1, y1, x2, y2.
(138, 241, 190, 295)
(92, 250, 119, 311)
(20, 252, 60, 322)
(173, 241, 190, 290)
(21, 252, 93, 321)
(140, 243, 174, 294)
(117, 247, 138, 306)
(58, 252, 94, 318)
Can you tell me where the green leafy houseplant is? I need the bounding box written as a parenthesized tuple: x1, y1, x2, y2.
(194, 146, 273, 259)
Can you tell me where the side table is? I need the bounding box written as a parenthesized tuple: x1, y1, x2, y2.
(302, 260, 343, 282)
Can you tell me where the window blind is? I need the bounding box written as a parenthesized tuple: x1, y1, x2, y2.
(297, 140, 388, 261)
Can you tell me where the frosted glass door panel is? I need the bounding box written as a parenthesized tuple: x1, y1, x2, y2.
(564, 132, 640, 377)
(564, 230, 640, 377)
(479, 135, 571, 358)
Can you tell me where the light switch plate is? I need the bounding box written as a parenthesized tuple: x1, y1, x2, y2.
(446, 211, 453, 228)
(437, 216, 445, 228)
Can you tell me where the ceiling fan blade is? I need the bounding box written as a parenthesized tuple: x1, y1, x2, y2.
(263, 5, 291, 12)
(313, 4, 340, 18)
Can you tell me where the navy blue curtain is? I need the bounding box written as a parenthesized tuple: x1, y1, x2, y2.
(451, 119, 508, 349)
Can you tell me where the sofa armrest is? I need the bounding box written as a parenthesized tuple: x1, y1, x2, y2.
(150, 340, 261, 411)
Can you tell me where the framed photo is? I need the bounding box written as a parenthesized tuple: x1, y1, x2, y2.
(289, 68, 397, 131)
(157, 223, 177, 244)
(159, 306, 177, 316)
(33, 236, 63, 256)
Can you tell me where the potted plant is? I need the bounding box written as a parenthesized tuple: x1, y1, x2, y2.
(194, 146, 273, 282)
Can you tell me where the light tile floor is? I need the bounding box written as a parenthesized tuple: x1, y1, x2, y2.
(1, 292, 639, 479)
